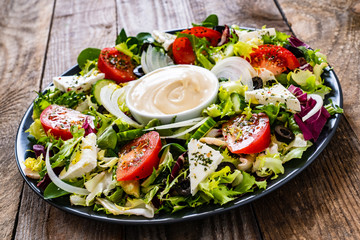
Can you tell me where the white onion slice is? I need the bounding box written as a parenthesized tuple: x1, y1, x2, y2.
(141, 50, 149, 74)
(211, 57, 257, 90)
(141, 45, 173, 74)
(45, 143, 90, 196)
(100, 84, 143, 128)
(161, 117, 210, 139)
(302, 94, 323, 122)
(145, 117, 204, 131)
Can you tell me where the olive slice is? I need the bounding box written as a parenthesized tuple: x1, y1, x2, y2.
(274, 125, 295, 144)
(173, 177, 191, 196)
(252, 77, 263, 89)
(216, 162, 236, 173)
(133, 65, 145, 78)
(283, 44, 304, 58)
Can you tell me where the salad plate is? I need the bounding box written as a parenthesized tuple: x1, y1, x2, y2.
(15, 25, 343, 224)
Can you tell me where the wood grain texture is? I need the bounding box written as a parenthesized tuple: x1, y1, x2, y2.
(253, 118, 360, 239)
(41, 0, 117, 88)
(0, 0, 54, 239)
(14, 0, 124, 239)
(277, 0, 360, 141)
(116, 0, 290, 36)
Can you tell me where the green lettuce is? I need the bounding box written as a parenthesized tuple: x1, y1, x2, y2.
(252, 152, 284, 179)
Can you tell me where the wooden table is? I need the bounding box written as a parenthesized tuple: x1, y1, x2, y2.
(1, 0, 359, 239)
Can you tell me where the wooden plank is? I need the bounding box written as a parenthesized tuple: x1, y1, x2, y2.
(116, 0, 290, 36)
(277, 0, 360, 141)
(253, 118, 360, 239)
(14, 0, 123, 239)
(0, 0, 55, 239)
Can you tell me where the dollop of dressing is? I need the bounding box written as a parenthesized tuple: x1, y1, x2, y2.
(127, 65, 218, 115)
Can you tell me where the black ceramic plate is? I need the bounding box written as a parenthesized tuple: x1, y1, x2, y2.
(15, 29, 343, 224)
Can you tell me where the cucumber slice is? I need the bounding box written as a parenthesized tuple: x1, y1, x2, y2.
(92, 79, 116, 105)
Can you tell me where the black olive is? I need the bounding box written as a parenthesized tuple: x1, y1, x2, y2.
(274, 125, 295, 144)
(216, 162, 236, 173)
(173, 177, 191, 196)
(97, 105, 106, 114)
(252, 77, 263, 89)
(139, 42, 151, 54)
(133, 65, 145, 78)
(266, 79, 277, 87)
(213, 25, 225, 34)
(112, 124, 119, 133)
(283, 45, 304, 58)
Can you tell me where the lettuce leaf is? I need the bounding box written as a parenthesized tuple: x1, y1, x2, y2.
(252, 152, 284, 179)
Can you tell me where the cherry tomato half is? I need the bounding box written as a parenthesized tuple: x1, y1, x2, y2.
(116, 131, 162, 181)
(172, 26, 221, 65)
(40, 105, 90, 140)
(98, 47, 137, 83)
(249, 44, 300, 75)
(222, 113, 271, 154)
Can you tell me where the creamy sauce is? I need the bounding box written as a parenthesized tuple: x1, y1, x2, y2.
(127, 65, 218, 116)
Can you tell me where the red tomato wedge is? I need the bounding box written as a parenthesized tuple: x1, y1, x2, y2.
(222, 113, 271, 154)
(98, 47, 137, 83)
(172, 26, 221, 64)
(249, 44, 300, 75)
(172, 37, 197, 64)
(181, 26, 221, 47)
(40, 105, 91, 140)
(116, 131, 162, 181)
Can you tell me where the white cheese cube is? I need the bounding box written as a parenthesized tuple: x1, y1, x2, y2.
(188, 139, 223, 195)
(245, 83, 301, 112)
(151, 30, 176, 51)
(236, 28, 276, 45)
(53, 71, 105, 93)
(59, 133, 98, 180)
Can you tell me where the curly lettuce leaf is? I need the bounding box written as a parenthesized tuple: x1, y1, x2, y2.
(253, 152, 284, 179)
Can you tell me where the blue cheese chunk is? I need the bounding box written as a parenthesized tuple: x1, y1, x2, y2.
(188, 139, 223, 195)
(53, 71, 105, 93)
(245, 83, 301, 112)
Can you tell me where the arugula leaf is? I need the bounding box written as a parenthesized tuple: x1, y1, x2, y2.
(77, 48, 101, 69)
(192, 14, 219, 28)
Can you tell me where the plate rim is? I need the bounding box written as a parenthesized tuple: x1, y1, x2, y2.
(14, 28, 343, 224)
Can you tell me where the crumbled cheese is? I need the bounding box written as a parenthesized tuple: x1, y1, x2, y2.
(245, 83, 301, 112)
(53, 71, 105, 93)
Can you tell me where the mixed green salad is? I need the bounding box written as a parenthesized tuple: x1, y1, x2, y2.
(23, 14, 343, 218)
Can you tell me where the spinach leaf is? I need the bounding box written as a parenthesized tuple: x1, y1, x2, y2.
(192, 14, 219, 28)
(44, 179, 84, 199)
(77, 48, 101, 69)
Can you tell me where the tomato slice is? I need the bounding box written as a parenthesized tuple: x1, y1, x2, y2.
(181, 26, 221, 47)
(98, 47, 137, 84)
(40, 105, 91, 140)
(172, 37, 197, 64)
(222, 113, 271, 154)
(116, 131, 162, 181)
(249, 44, 300, 75)
(172, 26, 221, 65)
